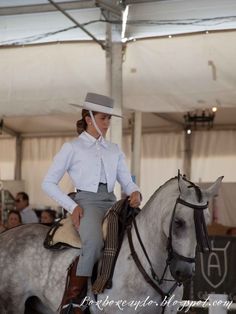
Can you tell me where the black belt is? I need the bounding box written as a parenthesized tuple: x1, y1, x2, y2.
(77, 182, 107, 192)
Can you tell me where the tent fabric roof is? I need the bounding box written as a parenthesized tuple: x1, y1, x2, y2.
(1, 0, 236, 44)
(1, 33, 236, 115)
(0, 0, 236, 134)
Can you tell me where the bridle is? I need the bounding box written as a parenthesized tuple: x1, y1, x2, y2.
(167, 195, 210, 266)
(126, 177, 210, 309)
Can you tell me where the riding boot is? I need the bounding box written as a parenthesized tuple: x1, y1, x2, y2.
(60, 256, 88, 314)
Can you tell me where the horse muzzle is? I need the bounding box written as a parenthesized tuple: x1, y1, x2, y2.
(169, 257, 195, 283)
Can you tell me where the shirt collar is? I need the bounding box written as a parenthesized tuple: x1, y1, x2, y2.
(80, 131, 108, 148)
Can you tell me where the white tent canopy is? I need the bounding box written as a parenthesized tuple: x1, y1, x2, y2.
(0, 0, 236, 121)
(1, 32, 236, 134)
(1, 0, 236, 43)
(1, 0, 236, 133)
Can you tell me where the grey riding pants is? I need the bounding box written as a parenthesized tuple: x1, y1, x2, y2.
(74, 184, 116, 276)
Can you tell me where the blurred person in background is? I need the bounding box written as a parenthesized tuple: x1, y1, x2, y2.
(15, 192, 38, 224)
(7, 210, 22, 229)
(40, 209, 56, 225)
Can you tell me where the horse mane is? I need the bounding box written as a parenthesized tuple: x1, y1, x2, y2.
(142, 176, 178, 211)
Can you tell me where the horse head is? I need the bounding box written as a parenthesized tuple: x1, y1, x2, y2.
(162, 174, 223, 284)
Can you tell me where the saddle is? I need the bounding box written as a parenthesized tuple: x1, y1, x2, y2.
(44, 198, 140, 292)
(43, 214, 82, 250)
(44, 213, 109, 250)
(44, 198, 139, 250)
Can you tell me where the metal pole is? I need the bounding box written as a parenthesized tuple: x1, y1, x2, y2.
(183, 130, 192, 179)
(106, 20, 123, 146)
(48, 0, 105, 50)
(15, 135, 22, 180)
(131, 111, 142, 185)
(106, 17, 123, 197)
(0, 181, 4, 224)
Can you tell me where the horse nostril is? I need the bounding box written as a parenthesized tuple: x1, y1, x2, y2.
(175, 268, 193, 282)
(176, 270, 181, 277)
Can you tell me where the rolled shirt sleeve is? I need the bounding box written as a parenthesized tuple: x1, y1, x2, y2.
(42, 142, 78, 214)
(116, 145, 140, 196)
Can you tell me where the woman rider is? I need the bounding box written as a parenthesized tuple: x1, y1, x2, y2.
(42, 92, 141, 313)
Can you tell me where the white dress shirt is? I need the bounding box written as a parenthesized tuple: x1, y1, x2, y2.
(42, 131, 139, 214)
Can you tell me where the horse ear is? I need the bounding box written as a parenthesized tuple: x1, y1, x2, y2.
(204, 176, 224, 199)
(178, 174, 189, 195)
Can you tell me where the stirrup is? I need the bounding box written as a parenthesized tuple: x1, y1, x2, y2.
(60, 302, 74, 314)
(61, 300, 88, 313)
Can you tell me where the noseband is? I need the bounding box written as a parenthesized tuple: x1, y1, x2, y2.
(167, 196, 209, 265)
(127, 178, 210, 305)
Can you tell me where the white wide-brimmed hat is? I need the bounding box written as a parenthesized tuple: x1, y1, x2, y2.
(70, 92, 122, 118)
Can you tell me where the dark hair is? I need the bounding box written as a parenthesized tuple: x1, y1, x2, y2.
(76, 110, 98, 135)
(8, 210, 22, 223)
(16, 192, 29, 204)
(41, 209, 56, 220)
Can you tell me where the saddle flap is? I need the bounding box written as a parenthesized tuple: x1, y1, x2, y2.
(44, 215, 82, 250)
(44, 214, 109, 250)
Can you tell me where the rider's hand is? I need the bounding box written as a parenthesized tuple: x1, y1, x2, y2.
(128, 191, 142, 208)
(71, 205, 83, 229)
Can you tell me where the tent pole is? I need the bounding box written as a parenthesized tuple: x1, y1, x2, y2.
(183, 130, 192, 179)
(15, 135, 22, 180)
(106, 20, 123, 197)
(131, 111, 142, 185)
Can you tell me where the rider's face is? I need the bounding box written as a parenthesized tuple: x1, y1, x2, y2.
(86, 113, 112, 138)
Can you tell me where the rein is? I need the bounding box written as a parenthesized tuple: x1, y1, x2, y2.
(126, 181, 210, 309)
(127, 216, 179, 303)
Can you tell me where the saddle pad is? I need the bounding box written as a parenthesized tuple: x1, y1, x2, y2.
(44, 213, 109, 250)
(44, 215, 82, 249)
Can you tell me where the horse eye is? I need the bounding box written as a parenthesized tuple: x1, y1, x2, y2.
(174, 218, 185, 228)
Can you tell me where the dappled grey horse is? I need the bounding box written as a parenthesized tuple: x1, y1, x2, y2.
(0, 174, 222, 314)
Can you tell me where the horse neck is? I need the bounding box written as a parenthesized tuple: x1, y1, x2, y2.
(131, 179, 179, 268)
